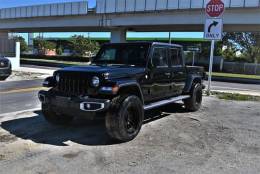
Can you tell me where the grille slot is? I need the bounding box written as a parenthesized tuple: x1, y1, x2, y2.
(57, 73, 89, 96)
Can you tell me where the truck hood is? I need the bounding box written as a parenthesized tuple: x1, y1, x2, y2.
(57, 65, 146, 79)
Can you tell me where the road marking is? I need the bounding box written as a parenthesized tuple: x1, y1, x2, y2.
(0, 87, 47, 94)
(211, 85, 260, 92)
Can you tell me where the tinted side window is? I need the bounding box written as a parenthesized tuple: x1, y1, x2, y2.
(100, 48, 116, 61)
(170, 48, 182, 66)
(152, 47, 168, 67)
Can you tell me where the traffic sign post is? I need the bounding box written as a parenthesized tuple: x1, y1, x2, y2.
(208, 40, 215, 94)
(204, 0, 225, 95)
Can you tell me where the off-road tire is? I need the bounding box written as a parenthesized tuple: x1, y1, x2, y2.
(0, 76, 8, 81)
(105, 95, 144, 142)
(42, 104, 74, 125)
(184, 83, 203, 112)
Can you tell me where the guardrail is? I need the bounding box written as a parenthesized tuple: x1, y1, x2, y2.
(96, 0, 260, 14)
(0, 1, 88, 19)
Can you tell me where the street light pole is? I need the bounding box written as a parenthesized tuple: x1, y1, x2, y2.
(169, 32, 171, 44)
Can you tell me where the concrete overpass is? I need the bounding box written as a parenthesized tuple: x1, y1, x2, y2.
(0, 0, 260, 43)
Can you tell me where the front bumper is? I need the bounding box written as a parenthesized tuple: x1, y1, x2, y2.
(38, 90, 110, 117)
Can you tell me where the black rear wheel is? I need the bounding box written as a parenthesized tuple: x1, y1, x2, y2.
(184, 83, 203, 112)
(42, 104, 74, 125)
(105, 95, 144, 142)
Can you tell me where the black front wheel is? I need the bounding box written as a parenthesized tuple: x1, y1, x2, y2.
(105, 95, 144, 142)
(184, 83, 203, 112)
(0, 76, 8, 81)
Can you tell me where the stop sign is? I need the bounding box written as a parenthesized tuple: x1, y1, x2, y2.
(206, 0, 225, 18)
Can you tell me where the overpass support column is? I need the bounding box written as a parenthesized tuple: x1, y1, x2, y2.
(28, 33, 34, 50)
(0, 32, 9, 54)
(111, 29, 126, 43)
(0, 32, 8, 38)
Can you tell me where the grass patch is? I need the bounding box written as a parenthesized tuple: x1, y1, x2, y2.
(208, 72, 260, 80)
(213, 92, 260, 102)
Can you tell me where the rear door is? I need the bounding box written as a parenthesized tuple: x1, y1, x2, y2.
(169, 47, 187, 95)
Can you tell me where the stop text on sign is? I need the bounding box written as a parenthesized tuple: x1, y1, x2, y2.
(206, 4, 224, 13)
(206, 0, 225, 18)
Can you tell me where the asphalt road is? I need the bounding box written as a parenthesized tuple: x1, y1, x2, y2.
(0, 79, 259, 114)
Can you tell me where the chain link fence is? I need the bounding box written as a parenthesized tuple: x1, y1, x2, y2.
(223, 62, 260, 75)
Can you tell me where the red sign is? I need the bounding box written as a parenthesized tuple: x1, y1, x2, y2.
(206, 0, 225, 18)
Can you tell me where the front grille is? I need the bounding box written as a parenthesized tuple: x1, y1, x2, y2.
(57, 72, 89, 96)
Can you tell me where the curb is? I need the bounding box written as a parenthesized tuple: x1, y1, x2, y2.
(210, 90, 260, 97)
(206, 76, 260, 84)
(0, 108, 41, 117)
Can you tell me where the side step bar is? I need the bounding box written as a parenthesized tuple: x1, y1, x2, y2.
(143, 95, 190, 110)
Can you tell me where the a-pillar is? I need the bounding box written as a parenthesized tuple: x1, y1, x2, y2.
(110, 29, 126, 43)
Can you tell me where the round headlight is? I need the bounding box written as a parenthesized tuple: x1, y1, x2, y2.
(92, 76, 100, 87)
(0, 62, 4, 67)
(55, 73, 60, 82)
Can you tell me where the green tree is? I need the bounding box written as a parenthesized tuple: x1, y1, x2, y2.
(56, 46, 63, 55)
(69, 35, 100, 57)
(13, 36, 28, 52)
(222, 32, 260, 63)
(34, 38, 56, 54)
(221, 46, 237, 61)
(199, 41, 222, 59)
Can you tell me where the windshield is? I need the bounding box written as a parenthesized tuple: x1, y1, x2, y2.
(93, 44, 149, 67)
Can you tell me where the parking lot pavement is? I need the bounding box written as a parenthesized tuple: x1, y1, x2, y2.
(0, 96, 260, 174)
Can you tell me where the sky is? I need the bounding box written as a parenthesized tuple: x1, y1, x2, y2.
(1, 0, 203, 41)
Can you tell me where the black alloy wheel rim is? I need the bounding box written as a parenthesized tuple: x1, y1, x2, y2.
(124, 106, 139, 134)
(195, 89, 202, 105)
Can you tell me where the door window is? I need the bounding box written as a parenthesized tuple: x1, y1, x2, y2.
(152, 47, 168, 68)
(170, 48, 182, 66)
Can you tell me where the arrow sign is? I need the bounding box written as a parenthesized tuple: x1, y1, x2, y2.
(204, 18, 223, 40)
(208, 21, 219, 32)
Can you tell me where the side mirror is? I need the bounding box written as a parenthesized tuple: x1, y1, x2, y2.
(43, 76, 56, 87)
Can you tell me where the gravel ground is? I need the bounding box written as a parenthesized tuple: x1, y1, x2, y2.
(4, 71, 47, 81)
(0, 96, 260, 174)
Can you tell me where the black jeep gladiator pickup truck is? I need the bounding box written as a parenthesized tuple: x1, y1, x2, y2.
(39, 42, 205, 142)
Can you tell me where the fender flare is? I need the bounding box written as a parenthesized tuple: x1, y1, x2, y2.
(183, 75, 203, 93)
(116, 80, 144, 104)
